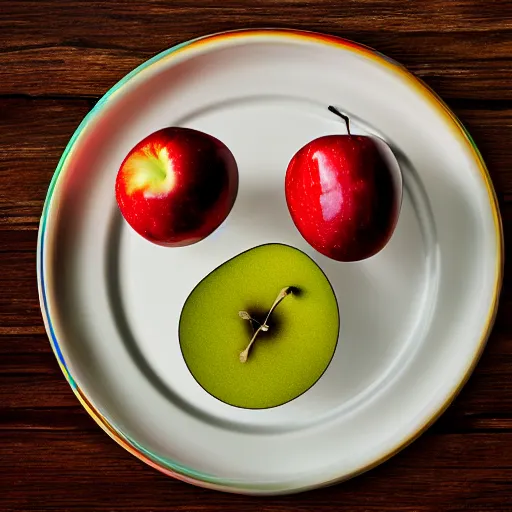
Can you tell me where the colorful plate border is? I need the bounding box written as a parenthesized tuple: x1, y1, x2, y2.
(37, 28, 504, 495)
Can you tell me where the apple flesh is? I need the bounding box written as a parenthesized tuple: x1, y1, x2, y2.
(179, 243, 339, 409)
(285, 107, 402, 262)
(116, 127, 238, 246)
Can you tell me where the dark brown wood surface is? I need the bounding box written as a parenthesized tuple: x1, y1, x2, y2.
(1, 1, 512, 510)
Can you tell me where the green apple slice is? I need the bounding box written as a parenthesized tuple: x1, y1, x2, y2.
(179, 243, 339, 409)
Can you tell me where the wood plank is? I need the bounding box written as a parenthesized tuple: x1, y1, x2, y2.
(0, 97, 91, 211)
(0, 407, 94, 431)
(0, 1, 511, 99)
(0, 251, 40, 329)
(0, 430, 512, 510)
(0, 35, 511, 100)
(449, 107, 512, 197)
(2, 0, 512, 47)
(0, 334, 51, 354)
(0, 229, 37, 253)
(0, 373, 77, 409)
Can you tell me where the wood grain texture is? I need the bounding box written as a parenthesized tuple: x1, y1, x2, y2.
(1, 1, 512, 99)
(1, 1, 512, 510)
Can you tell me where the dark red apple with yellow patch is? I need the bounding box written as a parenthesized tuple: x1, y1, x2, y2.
(116, 127, 238, 246)
(285, 107, 402, 262)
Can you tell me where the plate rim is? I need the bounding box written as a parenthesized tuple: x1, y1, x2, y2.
(36, 27, 504, 495)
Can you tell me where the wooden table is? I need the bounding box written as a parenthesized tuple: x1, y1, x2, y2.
(1, 1, 511, 510)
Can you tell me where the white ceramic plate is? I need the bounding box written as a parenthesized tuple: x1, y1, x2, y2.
(37, 29, 503, 495)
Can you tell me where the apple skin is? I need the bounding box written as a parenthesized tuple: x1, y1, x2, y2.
(116, 127, 238, 247)
(285, 134, 401, 262)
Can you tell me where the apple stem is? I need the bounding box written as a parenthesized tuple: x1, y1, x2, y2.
(239, 311, 262, 333)
(328, 105, 351, 135)
(239, 286, 293, 363)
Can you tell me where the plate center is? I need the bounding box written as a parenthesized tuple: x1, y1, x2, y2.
(114, 99, 436, 432)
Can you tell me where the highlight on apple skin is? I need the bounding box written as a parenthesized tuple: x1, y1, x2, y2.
(285, 107, 402, 262)
(115, 127, 239, 247)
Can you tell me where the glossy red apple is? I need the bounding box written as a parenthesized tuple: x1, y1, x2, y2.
(116, 127, 238, 246)
(285, 107, 402, 262)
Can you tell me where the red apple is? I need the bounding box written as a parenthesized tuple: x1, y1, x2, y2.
(116, 127, 238, 246)
(285, 107, 402, 262)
